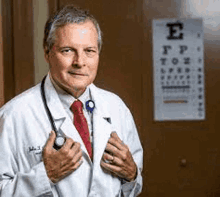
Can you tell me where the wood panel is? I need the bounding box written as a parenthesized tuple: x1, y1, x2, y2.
(1, 0, 15, 102)
(58, 0, 144, 140)
(0, 0, 4, 106)
(1, 0, 35, 102)
(49, 0, 220, 196)
(57, 0, 145, 196)
(47, 0, 58, 16)
(143, 0, 220, 196)
(13, 0, 34, 95)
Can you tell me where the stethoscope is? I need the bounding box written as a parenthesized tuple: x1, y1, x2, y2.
(40, 76, 95, 150)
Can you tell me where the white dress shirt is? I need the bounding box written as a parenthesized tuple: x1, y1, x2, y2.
(49, 75, 94, 143)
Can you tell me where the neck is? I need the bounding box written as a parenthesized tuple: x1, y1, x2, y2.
(49, 74, 86, 99)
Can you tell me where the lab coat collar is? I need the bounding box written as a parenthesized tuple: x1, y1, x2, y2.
(44, 75, 67, 121)
(89, 83, 111, 118)
(44, 75, 111, 120)
(89, 84, 113, 166)
(44, 75, 90, 158)
(49, 73, 91, 111)
(44, 75, 113, 164)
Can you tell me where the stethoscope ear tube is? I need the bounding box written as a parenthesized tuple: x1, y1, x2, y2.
(41, 76, 66, 150)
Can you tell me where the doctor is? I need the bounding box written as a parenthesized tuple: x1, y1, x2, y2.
(0, 5, 143, 197)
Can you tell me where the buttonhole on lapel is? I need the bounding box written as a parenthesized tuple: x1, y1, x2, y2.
(103, 117, 111, 124)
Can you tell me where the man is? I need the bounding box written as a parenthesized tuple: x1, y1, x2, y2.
(0, 5, 143, 197)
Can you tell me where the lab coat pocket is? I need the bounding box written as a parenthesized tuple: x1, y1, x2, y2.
(24, 144, 44, 168)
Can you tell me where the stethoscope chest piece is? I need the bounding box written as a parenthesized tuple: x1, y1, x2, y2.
(86, 100, 95, 113)
(55, 136, 65, 147)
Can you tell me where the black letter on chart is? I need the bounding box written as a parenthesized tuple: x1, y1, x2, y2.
(179, 45, 188, 54)
(160, 58, 167, 65)
(184, 57, 190, 65)
(172, 58, 179, 65)
(162, 45, 172, 55)
(166, 22, 184, 40)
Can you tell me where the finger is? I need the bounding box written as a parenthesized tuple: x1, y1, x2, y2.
(105, 142, 117, 154)
(69, 158, 83, 172)
(102, 152, 123, 166)
(60, 159, 83, 180)
(68, 143, 82, 160)
(105, 143, 122, 158)
(108, 136, 125, 151)
(102, 152, 114, 163)
(111, 132, 123, 143)
(63, 153, 83, 171)
(100, 160, 121, 175)
(100, 161, 118, 177)
(72, 150, 83, 164)
(61, 150, 83, 169)
(71, 142, 81, 151)
(60, 138, 75, 150)
(45, 130, 56, 149)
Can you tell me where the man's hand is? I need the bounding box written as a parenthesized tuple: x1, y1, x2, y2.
(100, 132, 137, 182)
(43, 130, 83, 183)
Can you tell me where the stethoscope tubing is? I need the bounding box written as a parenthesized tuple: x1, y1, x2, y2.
(41, 76, 66, 149)
(41, 76, 58, 133)
(40, 76, 95, 150)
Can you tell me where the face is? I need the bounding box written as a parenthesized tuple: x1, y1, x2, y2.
(45, 20, 99, 98)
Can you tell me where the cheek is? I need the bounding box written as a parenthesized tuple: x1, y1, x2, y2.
(51, 57, 70, 71)
(90, 66, 98, 81)
(90, 62, 98, 75)
(91, 58, 99, 72)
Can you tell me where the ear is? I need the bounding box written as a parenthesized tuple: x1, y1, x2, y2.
(44, 48, 50, 63)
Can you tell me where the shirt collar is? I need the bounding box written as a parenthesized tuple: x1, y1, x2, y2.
(49, 73, 91, 110)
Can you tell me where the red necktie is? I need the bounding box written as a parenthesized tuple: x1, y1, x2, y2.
(71, 100, 92, 159)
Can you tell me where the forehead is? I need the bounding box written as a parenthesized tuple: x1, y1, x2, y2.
(54, 21, 98, 46)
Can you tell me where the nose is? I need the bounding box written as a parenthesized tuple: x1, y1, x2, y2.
(73, 51, 85, 67)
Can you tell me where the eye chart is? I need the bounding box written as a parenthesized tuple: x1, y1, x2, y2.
(153, 18, 205, 121)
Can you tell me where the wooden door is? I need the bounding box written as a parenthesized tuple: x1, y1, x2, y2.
(0, 0, 4, 106)
(143, 0, 220, 196)
(49, 0, 220, 196)
(1, 0, 34, 103)
(56, 0, 145, 195)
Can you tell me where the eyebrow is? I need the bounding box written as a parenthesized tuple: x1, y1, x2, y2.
(57, 45, 98, 50)
(86, 46, 98, 50)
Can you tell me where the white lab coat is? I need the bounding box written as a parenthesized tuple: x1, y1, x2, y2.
(0, 75, 143, 197)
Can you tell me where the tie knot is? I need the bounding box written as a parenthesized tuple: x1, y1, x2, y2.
(71, 100, 83, 114)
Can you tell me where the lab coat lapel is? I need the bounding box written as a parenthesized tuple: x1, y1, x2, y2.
(93, 109, 112, 163)
(90, 84, 113, 164)
(59, 117, 88, 156)
(44, 75, 88, 155)
(44, 75, 67, 121)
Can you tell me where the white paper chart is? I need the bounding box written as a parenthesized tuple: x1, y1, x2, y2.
(153, 18, 205, 121)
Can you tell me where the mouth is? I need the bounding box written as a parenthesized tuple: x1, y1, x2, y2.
(68, 71, 86, 76)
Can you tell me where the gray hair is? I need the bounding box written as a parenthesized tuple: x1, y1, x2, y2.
(43, 5, 102, 54)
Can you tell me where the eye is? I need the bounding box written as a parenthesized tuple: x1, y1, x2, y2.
(86, 49, 96, 53)
(61, 48, 73, 53)
(85, 48, 98, 57)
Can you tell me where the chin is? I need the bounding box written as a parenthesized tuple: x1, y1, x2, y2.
(68, 84, 88, 92)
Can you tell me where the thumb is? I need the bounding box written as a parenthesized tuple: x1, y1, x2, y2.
(45, 130, 56, 149)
